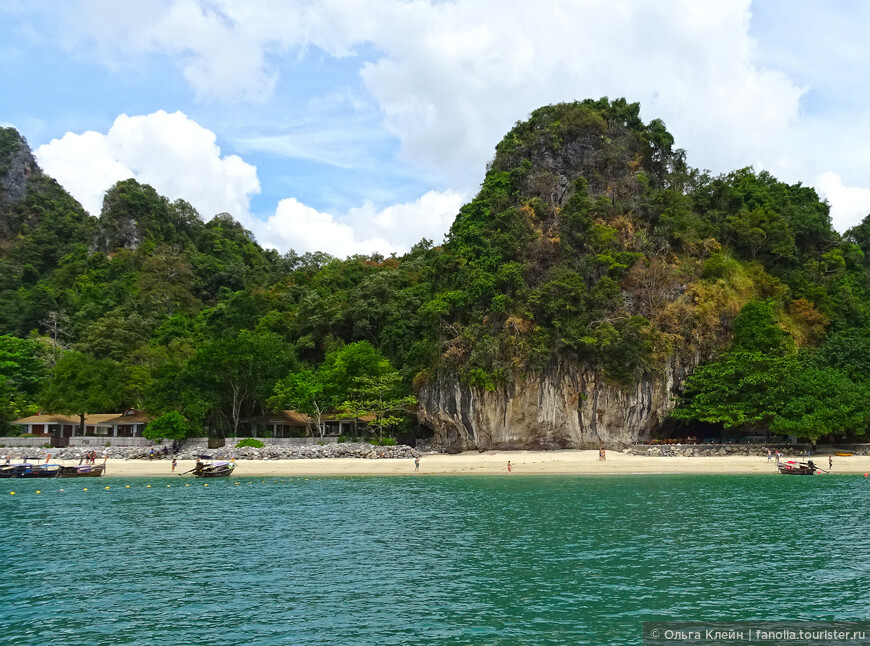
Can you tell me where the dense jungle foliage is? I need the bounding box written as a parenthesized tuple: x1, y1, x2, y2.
(2, 97, 870, 442)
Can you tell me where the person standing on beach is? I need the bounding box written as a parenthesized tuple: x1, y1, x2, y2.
(829, 455, 833, 469)
(767, 449, 772, 462)
(507, 460, 512, 473)
(171, 458, 177, 472)
(414, 456, 420, 472)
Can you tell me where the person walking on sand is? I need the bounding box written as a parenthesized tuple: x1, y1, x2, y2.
(414, 456, 420, 472)
(829, 455, 833, 470)
(171, 458, 177, 472)
(767, 449, 772, 462)
(507, 460, 512, 474)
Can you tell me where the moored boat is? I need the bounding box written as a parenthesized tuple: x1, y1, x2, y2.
(0, 463, 29, 478)
(58, 464, 106, 478)
(14, 463, 62, 478)
(777, 460, 819, 475)
(194, 460, 235, 478)
(1, 457, 62, 478)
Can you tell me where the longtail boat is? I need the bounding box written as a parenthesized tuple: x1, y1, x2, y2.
(14, 463, 62, 478)
(194, 460, 235, 478)
(180, 455, 236, 478)
(777, 460, 819, 475)
(58, 464, 106, 478)
(1, 457, 62, 478)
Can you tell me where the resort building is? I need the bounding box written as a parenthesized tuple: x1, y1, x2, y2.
(10, 409, 151, 446)
(241, 409, 374, 438)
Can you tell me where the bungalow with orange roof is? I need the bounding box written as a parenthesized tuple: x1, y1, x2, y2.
(242, 410, 374, 438)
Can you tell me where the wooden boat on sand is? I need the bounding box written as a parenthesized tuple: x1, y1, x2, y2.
(58, 464, 106, 478)
(183, 456, 236, 478)
(777, 460, 820, 475)
(194, 460, 235, 478)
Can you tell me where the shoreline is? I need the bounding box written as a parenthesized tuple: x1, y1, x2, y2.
(81, 450, 870, 477)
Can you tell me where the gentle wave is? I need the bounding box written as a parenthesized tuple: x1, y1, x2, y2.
(1, 475, 867, 645)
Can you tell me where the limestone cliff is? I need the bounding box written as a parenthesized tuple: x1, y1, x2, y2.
(418, 358, 697, 450)
(416, 99, 732, 449)
(0, 128, 41, 208)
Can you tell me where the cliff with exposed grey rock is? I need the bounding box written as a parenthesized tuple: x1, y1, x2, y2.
(418, 358, 698, 451)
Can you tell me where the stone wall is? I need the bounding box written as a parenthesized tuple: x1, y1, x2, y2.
(1, 442, 418, 461)
(626, 443, 870, 457)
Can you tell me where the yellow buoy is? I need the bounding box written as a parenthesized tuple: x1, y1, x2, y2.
(126, 485, 130, 488)
(83, 488, 88, 491)
(167, 485, 171, 487)
(9, 492, 14, 495)
(35, 490, 40, 494)
(185, 484, 189, 486)
(105, 486, 110, 489)
(146, 484, 151, 488)
(204, 484, 208, 487)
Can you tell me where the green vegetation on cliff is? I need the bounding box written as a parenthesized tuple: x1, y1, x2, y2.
(1, 100, 870, 442)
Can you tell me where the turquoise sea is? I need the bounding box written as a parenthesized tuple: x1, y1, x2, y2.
(2, 474, 868, 645)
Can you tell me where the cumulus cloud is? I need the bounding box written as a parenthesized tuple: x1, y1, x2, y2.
(37, 0, 870, 249)
(54, 0, 806, 188)
(34, 109, 463, 257)
(34, 110, 260, 219)
(815, 172, 870, 232)
(254, 189, 465, 257)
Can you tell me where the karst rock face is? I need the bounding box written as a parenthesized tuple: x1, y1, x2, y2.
(418, 358, 697, 450)
(415, 100, 710, 450)
(0, 129, 40, 208)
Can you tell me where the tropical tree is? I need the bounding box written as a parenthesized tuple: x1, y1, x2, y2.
(38, 351, 129, 434)
(338, 371, 417, 443)
(0, 335, 47, 434)
(185, 330, 295, 436)
(769, 367, 870, 441)
(269, 341, 395, 437)
(143, 411, 190, 442)
(268, 367, 327, 437)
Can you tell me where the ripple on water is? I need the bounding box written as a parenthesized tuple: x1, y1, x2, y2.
(2, 474, 869, 645)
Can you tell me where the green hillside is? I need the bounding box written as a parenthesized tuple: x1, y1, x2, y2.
(2, 99, 870, 442)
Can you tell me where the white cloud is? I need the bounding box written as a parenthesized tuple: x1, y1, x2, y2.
(53, 0, 808, 190)
(255, 198, 396, 257)
(815, 172, 870, 232)
(357, 0, 806, 186)
(34, 0, 870, 250)
(33, 109, 463, 257)
(254, 189, 465, 257)
(34, 110, 260, 219)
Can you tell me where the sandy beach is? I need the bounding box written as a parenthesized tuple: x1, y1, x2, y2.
(92, 450, 870, 477)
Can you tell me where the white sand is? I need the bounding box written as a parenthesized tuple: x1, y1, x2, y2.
(94, 451, 870, 477)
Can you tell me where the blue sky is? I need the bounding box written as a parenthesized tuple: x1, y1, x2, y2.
(2, 1, 869, 257)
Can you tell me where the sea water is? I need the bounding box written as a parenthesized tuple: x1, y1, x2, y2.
(1, 474, 868, 645)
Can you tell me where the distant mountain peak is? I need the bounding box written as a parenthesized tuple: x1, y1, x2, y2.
(0, 127, 43, 210)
